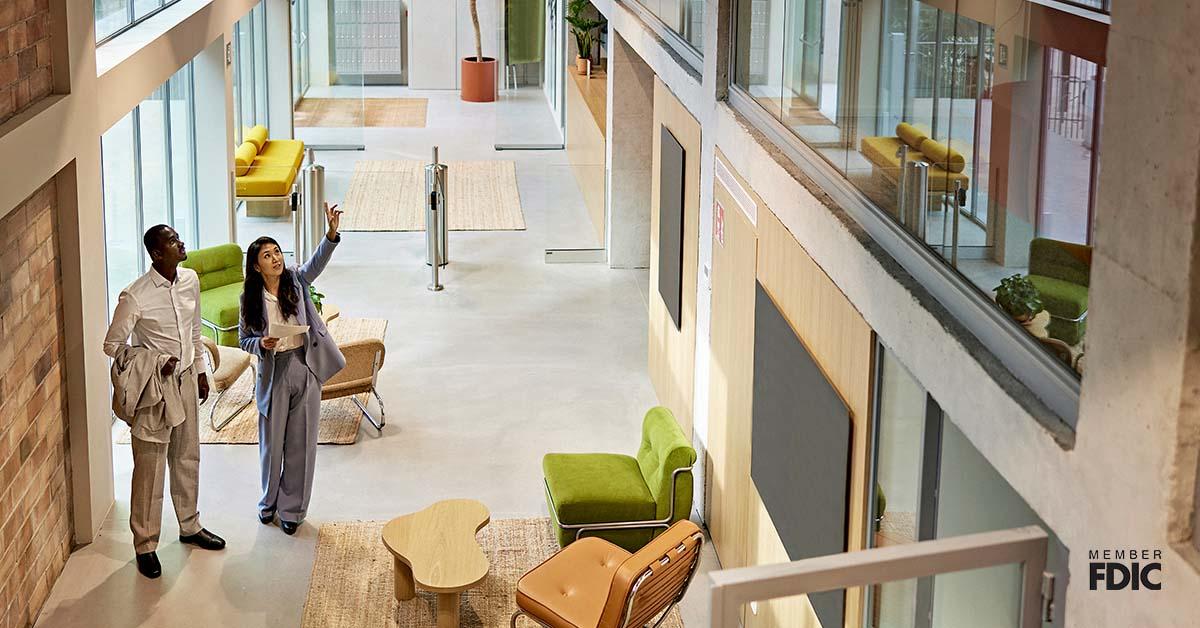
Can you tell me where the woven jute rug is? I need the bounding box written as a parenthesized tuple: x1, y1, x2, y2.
(340, 160, 526, 232)
(115, 318, 388, 446)
(301, 517, 686, 628)
(294, 98, 428, 128)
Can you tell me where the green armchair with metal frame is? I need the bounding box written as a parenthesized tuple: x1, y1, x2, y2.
(542, 406, 697, 553)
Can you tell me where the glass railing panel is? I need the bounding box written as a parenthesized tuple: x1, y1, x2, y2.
(730, 0, 1107, 383)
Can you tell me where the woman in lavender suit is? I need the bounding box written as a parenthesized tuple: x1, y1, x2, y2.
(239, 203, 345, 535)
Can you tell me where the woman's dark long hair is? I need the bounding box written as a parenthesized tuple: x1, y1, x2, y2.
(242, 236, 301, 332)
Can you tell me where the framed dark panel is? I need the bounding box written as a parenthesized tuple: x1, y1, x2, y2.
(657, 125, 686, 330)
(751, 281, 852, 628)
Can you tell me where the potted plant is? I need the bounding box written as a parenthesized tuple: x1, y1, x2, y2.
(461, 0, 497, 102)
(993, 274, 1043, 323)
(309, 284, 325, 315)
(567, 0, 605, 75)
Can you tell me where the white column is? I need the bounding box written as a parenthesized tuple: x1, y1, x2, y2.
(194, 35, 236, 247)
(606, 33, 654, 268)
(409, 0, 458, 89)
(266, 0, 294, 137)
(309, 0, 330, 88)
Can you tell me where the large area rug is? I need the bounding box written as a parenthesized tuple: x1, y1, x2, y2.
(301, 517, 686, 628)
(294, 98, 428, 128)
(339, 160, 526, 232)
(115, 318, 387, 446)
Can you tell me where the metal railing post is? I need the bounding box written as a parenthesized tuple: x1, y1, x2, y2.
(903, 160, 929, 239)
(426, 146, 448, 291)
(301, 148, 325, 263)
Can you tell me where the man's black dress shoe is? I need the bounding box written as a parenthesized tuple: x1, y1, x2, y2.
(180, 528, 226, 550)
(280, 520, 299, 536)
(259, 511, 274, 525)
(136, 551, 161, 579)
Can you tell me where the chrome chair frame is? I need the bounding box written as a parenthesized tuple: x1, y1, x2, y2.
(510, 530, 705, 628)
(351, 349, 386, 431)
(545, 466, 693, 542)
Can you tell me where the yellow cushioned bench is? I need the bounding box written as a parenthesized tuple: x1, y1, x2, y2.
(233, 125, 306, 198)
(860, 127, 969, 194)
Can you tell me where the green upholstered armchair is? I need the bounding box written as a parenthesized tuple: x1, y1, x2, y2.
(181, 244, 244, 347)
(543, 407, 696, 553)
(1027, 237, 1091, 346)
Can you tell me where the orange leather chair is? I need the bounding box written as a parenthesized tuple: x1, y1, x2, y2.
(511, 520, 704, 628)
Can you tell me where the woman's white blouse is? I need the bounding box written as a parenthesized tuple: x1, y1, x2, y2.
(265, 290, 307, 352)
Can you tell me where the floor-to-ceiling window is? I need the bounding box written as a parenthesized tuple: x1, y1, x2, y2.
(732, 0, 1106, 388)
(292, 0, 312, 104)
(232, 2, 269, 144)
(630, 0, 705, 54)
(101, 63, 198, 306)
(866, 343, 1069, 628)
(95, 0, 186, 43)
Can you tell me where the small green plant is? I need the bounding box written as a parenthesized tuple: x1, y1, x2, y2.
(309, 284, 325, 314)
(567, 0, 605, 63)
(993, 274, 1042, 321)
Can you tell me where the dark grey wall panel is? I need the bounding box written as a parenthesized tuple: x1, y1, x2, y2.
(751, 282, 852, 628)
(657, 125, 685, 330)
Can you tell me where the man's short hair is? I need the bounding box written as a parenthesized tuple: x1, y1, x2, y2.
(143, 224, 173, 254)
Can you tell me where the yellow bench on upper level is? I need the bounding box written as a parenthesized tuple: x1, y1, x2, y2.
(234, 125, 305, 199)
(860, 123, 970, 199)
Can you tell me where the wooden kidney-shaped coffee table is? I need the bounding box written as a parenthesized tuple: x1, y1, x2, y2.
(381, 499, 491, 628)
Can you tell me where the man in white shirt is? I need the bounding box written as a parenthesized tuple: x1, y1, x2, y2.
(103, 225, 226, 579)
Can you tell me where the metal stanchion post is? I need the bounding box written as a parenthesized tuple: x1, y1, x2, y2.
(426, 147, 447, 291)
(303, 162, 325, 262)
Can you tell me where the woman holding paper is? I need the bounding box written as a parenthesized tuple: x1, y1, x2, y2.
(239, 203, 344, 535)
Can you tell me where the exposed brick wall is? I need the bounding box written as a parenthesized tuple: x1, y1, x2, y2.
(0, 0, 54, 125)
(0, 181, 72, 628)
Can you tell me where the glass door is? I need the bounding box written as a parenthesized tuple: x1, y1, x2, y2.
(497, 0, 565, 148)
(291, 0, 366, 150)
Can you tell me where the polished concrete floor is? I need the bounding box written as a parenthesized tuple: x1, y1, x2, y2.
(36, 89, 718, 627)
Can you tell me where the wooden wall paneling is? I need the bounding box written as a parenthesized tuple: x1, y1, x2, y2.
(649, 77, 700, 439)
(755, 208, 875, 628)
(705, 157, 758, 579)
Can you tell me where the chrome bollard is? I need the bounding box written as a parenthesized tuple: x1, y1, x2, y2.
(426, 147, 448, 291)
(303, 162, 326, 262)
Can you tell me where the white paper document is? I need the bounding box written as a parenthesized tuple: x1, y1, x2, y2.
(269, 321, 309, 339)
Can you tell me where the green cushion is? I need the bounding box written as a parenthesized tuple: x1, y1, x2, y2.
(1028, 275, 1088, 319)
(182, 244, 244, 292)
(544, 453, 656, 523)
(636, 407, 696, 523)
(1028, 238, 1091, 287)
(543, 453, 656, 551)
(1029, 275, 1087, 345)
(198, 282, 243, 347)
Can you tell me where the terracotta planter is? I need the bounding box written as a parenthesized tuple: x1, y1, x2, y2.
(576, 56, 591, 76)
(460, 57, 497, 102)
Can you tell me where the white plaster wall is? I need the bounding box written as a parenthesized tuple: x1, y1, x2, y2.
(408, 0, 458, 88)
(408, 0, 500, 89)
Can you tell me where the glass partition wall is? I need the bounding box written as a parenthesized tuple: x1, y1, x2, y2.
(867, 343, 1070, 628)
(291, 0, 367, 150)
(733, 0, 1104, 379)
